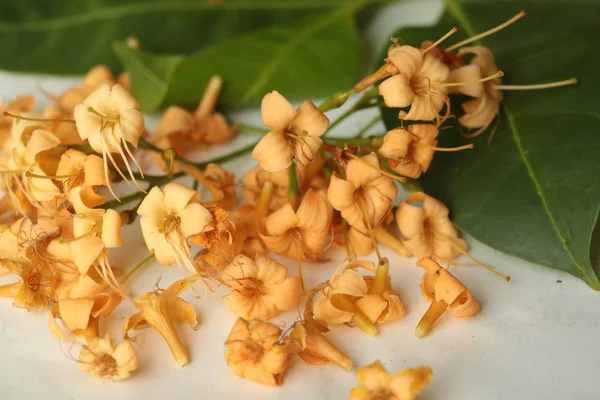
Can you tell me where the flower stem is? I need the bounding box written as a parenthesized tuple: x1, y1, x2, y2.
(354, 115, 382, 138)
(324, 86, 380, 136)
(415, 300, 448, 339)
(237, 123, 269, 136)
(121, 254, 155, 284)
(318, 90, 353, 112)
(287, 162, 300, 210)
(323, 136, 383, 147)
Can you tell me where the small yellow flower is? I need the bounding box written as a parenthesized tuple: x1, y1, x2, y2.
(137, 183, 213, 273)
(221, 254, 301, 320)
(242, 164, 291, 212)
(0, 96, 35, 150)
(252, 91, 329, 172)
(396, 192, 465, 262)
(327, 152, 397, 233)
(123, 276, 200, 367)
(79, 333, 138, 381)
(55, 149, 107, 207)
(350, 360, 433, 400)
(224, 318, 290, 386)
(0, 256, 57, 311)
(378, 125, 438, 179)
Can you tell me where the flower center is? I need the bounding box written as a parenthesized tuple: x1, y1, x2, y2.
(238, 277, 265, 298)
(26, 271, 40, 293)
(97, 353, 118, 378)
(162, 213, 181, 234)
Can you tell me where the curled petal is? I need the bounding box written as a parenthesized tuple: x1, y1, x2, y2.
(261, 91, 297, 131)
(252, 131, 293, 172)
(379, 75, 415, 108)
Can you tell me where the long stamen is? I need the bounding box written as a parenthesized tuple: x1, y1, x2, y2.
(59, 224, 102, 243)
(447, 10, 527, 51)
(418, 71, 504, 88)
(87, 107, 120, 123)
(25, 171, 76, 180)
(422, 26, 458, 53)
(345, 152, 407, 183)
(123, 139, 144, 179)
(100, 140, 121, 200)
(494, 78, 577, 90)
(414, 143, 474, 152)
(121, 254, 155, 284)
(116, 141, 146, 192)
(2, 111, 75, 124)
(99, 253, 130, 298)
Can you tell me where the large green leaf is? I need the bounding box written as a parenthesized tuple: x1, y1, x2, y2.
(381, 0, 600, 288)
(0, 0, 355, 74)
(115, 1, 367, 112)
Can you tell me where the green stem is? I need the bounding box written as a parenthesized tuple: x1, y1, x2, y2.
(354, 115, 382, 138)
(287, 162, 300, 209)
(102, 191, 146, 210)
(323, 136, 383, 147)
(318, 90, 353, 112)
(237, 123, 269, 136)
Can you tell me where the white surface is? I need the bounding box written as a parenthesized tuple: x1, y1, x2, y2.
(2, 1, 600, 399)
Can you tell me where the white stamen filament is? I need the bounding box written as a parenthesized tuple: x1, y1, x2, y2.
(494, 78, 577, 90)
(447, 10, 527, 51)
(100, 138, 120, 201)
(123, 139, 144, 179)
(116, 140, 145, 192)
(423, 26, 458, 53)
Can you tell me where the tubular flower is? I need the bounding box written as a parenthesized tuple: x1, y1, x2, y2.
(327, 152, 397, 233)
(415, 258, 479, 338)
(73, 83, 145, 197)
(123, 276, 201, 367)
(0, 96, 35, 150)
(288, 283, 354, 370)
(242, 165, 291, 212)
(68, 187, 124, 293)
(153, 76, 236, 155)
(259, 189, 332, 260)
(79, 333, 138, 381)
(138, 183, 213, 273)
(448, 46, 502, 134)
(224, 318, 291, 386)
(252, 91, 329, 172)
(55, 149, 107, 207)
(313, 264, 404, 329)
(378, 45, 450, 121)
(350, 360, 433, 400)
(378, 125, 438, 179)
(220, 254, 301, 320)
(396, 192, 466, 262)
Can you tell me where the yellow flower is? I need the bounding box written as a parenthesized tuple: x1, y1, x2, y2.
(55, 149, 107, 207)
(350, 360, 433, 400)
(0, 256, 57, 311)
(123, 276, 200, 367)
(221, 254, 301, 320)
(327, 152, 397, 233)
(73, 83, 145, 197)
(242, 164, 291, 212)
(379, 45, 449, 121)
(378, 125, 438, 179)
(260, 189, 332, 260)
(182, 163, 237, 210)
(0, 96, 35, 150)
(414, 258, 479, 338)
(252, 91, 329, 172)
(79, 333, 138, 381)
(224, 318, 290, 386)
(137, 183, 213, 272)
(396, 192, 465, 262)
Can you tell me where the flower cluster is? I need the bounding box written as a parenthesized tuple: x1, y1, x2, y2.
(0, 10, 576, 397)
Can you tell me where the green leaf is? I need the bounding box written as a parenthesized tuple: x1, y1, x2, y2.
(381, 0, 600, 288)
(0, 0, 355, 74)
(115, 1, 366, 112)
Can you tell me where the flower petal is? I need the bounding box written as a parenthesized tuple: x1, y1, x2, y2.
(290, 100, 329, 137)
(379, 75, 415, 108)
(265, 203, 299, 236)
(163, 182, 199, 213)
(179, 203, 212, 237)
(327, 174, 356, 211)
(346, 152, 382, 189)
(137, 186, 166, 217)
(251, 131, 293, 172)
(261, 91, 297, 131)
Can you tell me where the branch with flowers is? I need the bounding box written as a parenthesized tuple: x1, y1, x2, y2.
(0, 7, 587, 397)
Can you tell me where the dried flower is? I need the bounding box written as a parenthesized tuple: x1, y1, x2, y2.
(221, 254, 301, 320)
(378, 125, 438, 179)
(252, 91, 329, 172)
(327, 152, 397, 233)
(0, 256, 57, 311)
(73, 83, 145, 197)
(242, 165, 290, 212)
(153, 76, 235, 155)
(224, 318, 291, 386)
(396, 192, 465, 262)
(182, 163, 237, 209)
(123, 276, 200, 367)
(379, 45, 450, 121)
(79, 333, 138, 381)
(138, 183, 213, 272)
(54, 291, 122, 339)
(414, 257, 479, 338)
(350, 360, 433, 400)
(260, 189, 332, 260)
(55, 149, 107, 207)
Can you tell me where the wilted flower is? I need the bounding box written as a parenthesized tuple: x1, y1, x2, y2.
(260, 189, 332, 260)
(327, 152, 397, 233)
(379, 125, 439, 179)
(414, 257, 479, 338)
(220, 254, 301, 320)
(396, 192, 465, 262)
(123, 276, 201, 367)
(350, 360, 433, 400)
(73, 83, 145, 198)
(138, 183, 213, 272)
(252, 91, 329, 172)
(242, 165, 290, 212)
(224, 318, 291, 386)
(79, 333, 138, 381)
(0, 256, 57, 311)
(182, 163, 237, 209)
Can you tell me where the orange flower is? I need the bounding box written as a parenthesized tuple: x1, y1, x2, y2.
(259, 189, 332, 260)
(55, 149, 107, 207)
(379, 45, 450, 121)
(153, 76, 235, 155)
(378, 125, 438, 179)
(414, 257, 479, 338)
(0, 256, 57, 311)
(252, 91, 329, 172)
(220, 254, 301, 320)
(350, 360, 433, 400)
(327, 152, 397, 233)
(0, 96, 35, 150)
(182, 163, 237, 210)
(224, 318, 291, 386)
(79, 333, 138, 381)
(242, 165, 290, 212)
(396, 192, 465, 262)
